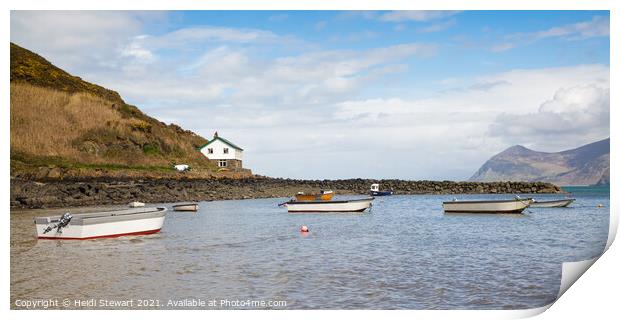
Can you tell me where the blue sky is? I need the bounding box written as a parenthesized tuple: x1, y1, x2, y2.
(11, 11, 610, 179)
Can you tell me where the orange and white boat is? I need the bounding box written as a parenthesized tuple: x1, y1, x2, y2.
(295, 190, 334, 201)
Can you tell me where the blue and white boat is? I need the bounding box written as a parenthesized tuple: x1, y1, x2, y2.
(370, 183, 393, 196)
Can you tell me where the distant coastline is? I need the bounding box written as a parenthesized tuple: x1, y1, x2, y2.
(10, 177, 562, 209)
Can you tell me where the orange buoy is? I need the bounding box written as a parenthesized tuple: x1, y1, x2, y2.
(300, 225, 309, 233)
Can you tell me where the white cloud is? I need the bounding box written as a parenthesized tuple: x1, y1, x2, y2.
(268, 13, 288, 22)
(154, 26, 282, 45)
(348, 30, 378, 42)
(394, 24, 407, 32)
(417, 19, 456, 33)
(333, 66, 608, 123)
(533, 16, 609, 40)
(314, 20, 328, 31)
(490, 43, 516, 52)
(298, 65, 609, 178)
(10, 11, 164, 72)
(120, 35, 155, 61)
(379, 11, 460, 22)
(489, 84, 610, 150)
(85, 33, 435, 127)
(337, 11, 378, 20)
(493, 16, 610, 52)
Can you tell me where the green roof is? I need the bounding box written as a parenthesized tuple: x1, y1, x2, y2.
(196, 136, 244, 151)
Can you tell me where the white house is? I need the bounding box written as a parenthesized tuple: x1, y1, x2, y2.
(197, 132, 244, 169)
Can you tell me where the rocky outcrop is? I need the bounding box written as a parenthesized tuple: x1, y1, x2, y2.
(10, 177, 561, 209)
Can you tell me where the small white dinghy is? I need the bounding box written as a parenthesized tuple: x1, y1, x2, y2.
(443, 198, 532, 214)
(128, 201, 145, 208)
(530, 198, 576, 208)
(282, 197, 374, 213)
(172, 203, 199, 212)
(34, 207, 167, 240)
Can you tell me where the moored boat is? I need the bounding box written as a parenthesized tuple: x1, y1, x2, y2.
(295, 190, 334, 201)
(530, 198, 576, 208)
(172, 203, 199, 212)
(34, 207, 167, 240)
(370, 183, 393, 196)
(128, 201, 145, 208)
(443, 198, 532, 214)
(283, 197, 374, 213)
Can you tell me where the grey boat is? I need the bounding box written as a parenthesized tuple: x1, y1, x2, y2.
(172, 203, 199, 212)
(530, 198, 576, 208)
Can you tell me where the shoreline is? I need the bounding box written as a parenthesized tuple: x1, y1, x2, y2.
(10, 177, 562, 209)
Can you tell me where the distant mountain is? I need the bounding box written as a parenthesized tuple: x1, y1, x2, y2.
(470, 138, 610, 186)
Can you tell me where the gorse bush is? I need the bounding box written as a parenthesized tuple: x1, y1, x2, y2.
(142, 143, 161, 156)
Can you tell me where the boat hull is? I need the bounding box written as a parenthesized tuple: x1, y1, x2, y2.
(371, 191, 393, 196)
(443, 199, 532, 214)
(285, 198, 374, 213)
(172, 204, 199, 211)
(530, 198, 575, 208)
(34, 207, 167, 240)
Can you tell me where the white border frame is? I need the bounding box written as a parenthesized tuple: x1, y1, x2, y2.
(3, 1, 616, 319)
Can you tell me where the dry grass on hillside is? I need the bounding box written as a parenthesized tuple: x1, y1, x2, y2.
(10, 83, 213, 169)
(11, 83, 118, 157)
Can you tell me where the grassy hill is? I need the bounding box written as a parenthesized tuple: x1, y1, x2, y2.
(10, 42, 218, 179)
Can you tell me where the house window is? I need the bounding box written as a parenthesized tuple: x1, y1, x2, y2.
(207, 148, 213, 154)
(218, 160, 227, 167)
(223, 148, 229, 154)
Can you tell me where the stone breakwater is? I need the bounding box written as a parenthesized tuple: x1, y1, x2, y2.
(10, 177, 562, 209)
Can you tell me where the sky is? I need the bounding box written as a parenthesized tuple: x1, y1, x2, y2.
(10, 10, 610, 180)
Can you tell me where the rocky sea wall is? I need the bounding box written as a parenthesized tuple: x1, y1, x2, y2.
(10, 177, 562, 209)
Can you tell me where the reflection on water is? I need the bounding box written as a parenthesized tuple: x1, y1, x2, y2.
(10, 190, 609, 309)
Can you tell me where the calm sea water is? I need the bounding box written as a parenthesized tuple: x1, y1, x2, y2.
(10, 187, 610, 309)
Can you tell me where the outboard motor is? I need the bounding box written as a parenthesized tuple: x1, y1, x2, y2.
(43, 213, 73, 234)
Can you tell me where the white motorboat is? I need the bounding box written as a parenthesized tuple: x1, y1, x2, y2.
(128, 201, 145, 208)
(34, 207, 167, 240)
(283, 197, 374, 213)
(443, 198, 532, 214)
(530, 198, 576, 208)
(172, 203, 199, 212)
